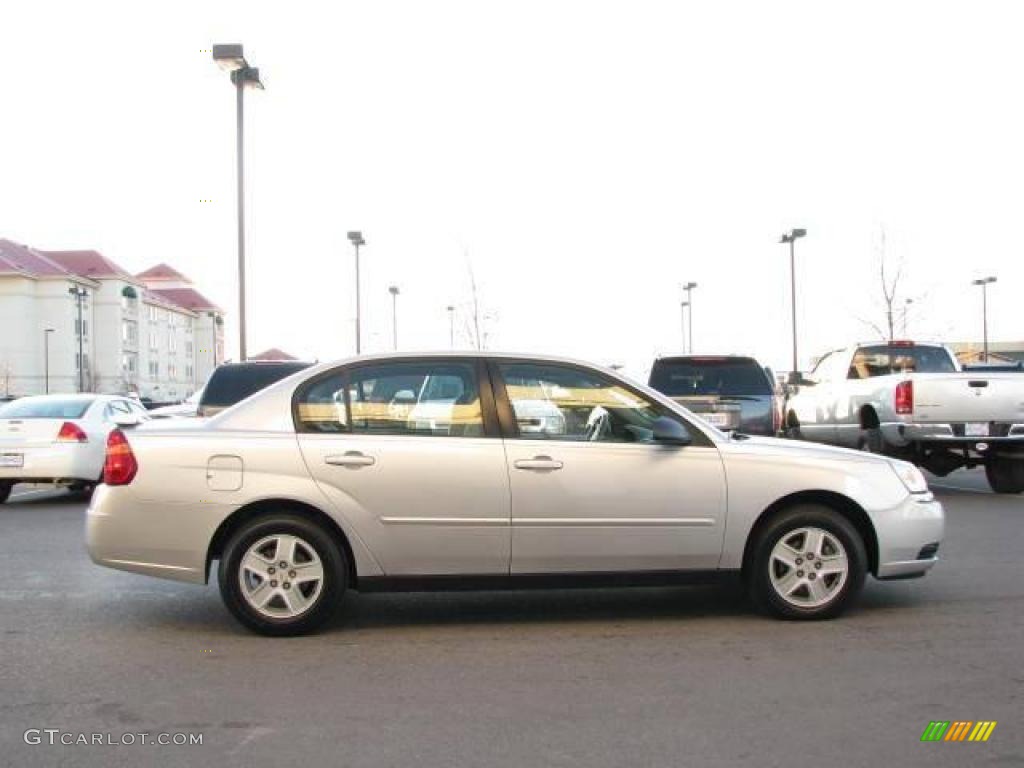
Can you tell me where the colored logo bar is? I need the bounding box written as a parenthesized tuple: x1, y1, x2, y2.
(921, 721, 997, 742)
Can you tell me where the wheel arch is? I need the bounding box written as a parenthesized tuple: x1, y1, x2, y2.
(206, 498, 359, 587)
(740, 490, 879, 579)
(859, 405, 880, 430)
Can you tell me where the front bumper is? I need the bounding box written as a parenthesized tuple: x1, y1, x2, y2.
(873, 493, 945, 580)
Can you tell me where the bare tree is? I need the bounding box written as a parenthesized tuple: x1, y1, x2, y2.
(856, 226, 910, 341)
(0, 360, 11, 397)
(461, 253, 498, 350)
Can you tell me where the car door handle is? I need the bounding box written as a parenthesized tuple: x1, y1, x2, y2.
(514, 456, 563, 471)
(325, 452, 376, 468)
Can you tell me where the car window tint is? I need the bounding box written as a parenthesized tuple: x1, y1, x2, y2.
(649, 358, 772, 397)
(498, 363, 663, 443)
(0, 399, 93, 419)
(295, 372, 350, 433)
(202, 363, 311, 408)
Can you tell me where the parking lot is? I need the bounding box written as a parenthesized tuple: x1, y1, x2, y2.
(1, 471, 1021, 768)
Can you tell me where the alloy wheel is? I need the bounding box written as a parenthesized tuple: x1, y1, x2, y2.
(769, 526, 849, 609)
(238, 534, 325, 620)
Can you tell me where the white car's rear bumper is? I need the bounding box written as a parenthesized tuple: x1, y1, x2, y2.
(873, 494, 944, 579)
(0, 443, 100, 483)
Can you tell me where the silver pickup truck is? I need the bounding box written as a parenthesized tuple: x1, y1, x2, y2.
(785, 341, 1024, 493)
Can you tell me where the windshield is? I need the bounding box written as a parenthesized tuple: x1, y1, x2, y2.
(848, 345, 957, 378)
(649, 358, 773, 397)
(0, 398, 93, 419)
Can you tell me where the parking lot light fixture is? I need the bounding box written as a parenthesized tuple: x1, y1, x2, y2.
(679, 300, 689, 353)
(972, 276, 997, 361)
(43, 328, 55, 394)
(347, 232, 366, 354)
(683, 282, 697, 353)
(212, 43, 263, 362)
(389, 285, 400, 350)
(446, 305, 456, 348)
(779, 228, 807, 382)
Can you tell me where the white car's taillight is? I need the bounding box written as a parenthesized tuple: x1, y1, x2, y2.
(56, 422, 88, 443)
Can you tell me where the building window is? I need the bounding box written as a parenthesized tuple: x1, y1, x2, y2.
(186, 364, 194, 380)
(168, 364, 177, 380)
(185, 340, 193, 358)
(149, 331, 158, 351)
(169, 334, 177, 353)
(148, 361, 159, 378)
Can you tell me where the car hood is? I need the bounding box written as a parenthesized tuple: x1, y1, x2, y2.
(718, 434, 893, 466)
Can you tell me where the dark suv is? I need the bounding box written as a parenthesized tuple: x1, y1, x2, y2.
(198, 361, 313, 417)
(648, 355, 780, 436)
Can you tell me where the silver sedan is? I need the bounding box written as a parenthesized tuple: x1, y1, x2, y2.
(86, 353, 944, 635)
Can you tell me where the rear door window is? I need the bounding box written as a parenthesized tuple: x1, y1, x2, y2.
(201, 363, 311, 408)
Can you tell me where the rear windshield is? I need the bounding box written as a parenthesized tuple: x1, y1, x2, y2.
(0, 399, 93, 419)
(649, 358, 772, 397)
(200, 363, 311, 407)
(848, 345, 956, 378)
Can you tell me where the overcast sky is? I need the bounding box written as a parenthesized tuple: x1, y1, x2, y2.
(2, 1, 1021, 380)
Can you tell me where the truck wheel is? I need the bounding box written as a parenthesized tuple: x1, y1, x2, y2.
(784, 414, 803, 440)
(0, 481, 12, 504)
(858, 428, 884, 454)
(985, 456, 1024, 494)
(749, 505, 867, 620)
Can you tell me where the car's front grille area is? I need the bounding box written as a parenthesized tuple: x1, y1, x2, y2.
(918, 542, 940, 560)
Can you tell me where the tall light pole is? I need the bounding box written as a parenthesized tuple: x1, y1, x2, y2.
(213, 44, 264, 362)
(43, 328, 55, 394)
(347, 232, 366, 354)
(901, 298, 914, 337)
(779, 228, 807, 381)
(446, 305, 455, 348)
(388, 285, 400, 350)
(68, 286, 88, 392)
(679, 300, 689, 353)
(972, 276, 997, 361)
(682, 282, 697, 353)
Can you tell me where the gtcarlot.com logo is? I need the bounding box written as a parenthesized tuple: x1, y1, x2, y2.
(921, 721, 997, 743)
(24, 729, 203, 746)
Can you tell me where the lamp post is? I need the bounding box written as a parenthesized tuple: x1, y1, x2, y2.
(207, 312, 219, 368)
(679, 300, 689, 353)
(68, 286, 88, 392)
(972, 276, 997, 361)
(388, 285, 400, 350)
(779, 228, 807, 381)
(347, 231, 366, 354)
(446, 305, 456, 348)
(682, 282, 697, 353)
(901, 298, 914, 337)
(43, 328, 54, 394)
(212, 44, 264, 362)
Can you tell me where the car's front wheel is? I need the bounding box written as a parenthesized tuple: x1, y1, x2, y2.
(0, 481, 12, 505)
(218, 514, 348, 636)
(749, 505, 867, 620)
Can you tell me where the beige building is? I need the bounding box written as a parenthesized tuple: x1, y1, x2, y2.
(0, 239, 224, 400)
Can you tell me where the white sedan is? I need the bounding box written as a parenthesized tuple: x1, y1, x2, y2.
(87, 352, 944, 636)
(0, 394, 148, 503)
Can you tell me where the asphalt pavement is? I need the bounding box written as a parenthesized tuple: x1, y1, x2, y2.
(0, 471, 1021, 768)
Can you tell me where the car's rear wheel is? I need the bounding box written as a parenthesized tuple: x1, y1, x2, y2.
(749, 505, 866, 620)
(218, 514, 347, 636)
(985, 456, 1024, 494)
(0, 481, 12, 504)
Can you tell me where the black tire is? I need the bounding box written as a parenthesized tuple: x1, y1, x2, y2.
(783, 414, 803, 441)
(0, 481, 12, 504)
(749, 505, 867, 620)
(985, 456, 1024, 494)
(858, 428, 884, 454)
(218, 514, 348, 636)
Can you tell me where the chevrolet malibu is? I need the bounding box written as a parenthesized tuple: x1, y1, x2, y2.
(87, 353, 944, 635)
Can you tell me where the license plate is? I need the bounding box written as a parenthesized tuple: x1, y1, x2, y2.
(0, 453, 23, 468)
(705, 412, 731, 427)
(965, 422, 989, 437)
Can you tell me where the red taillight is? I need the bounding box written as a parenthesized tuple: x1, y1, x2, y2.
(57, 422, 88, 443)
(895, 380, 914, 415)
(103, 429, 138, 486)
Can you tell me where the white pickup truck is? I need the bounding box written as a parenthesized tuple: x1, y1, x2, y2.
(785, 341, 1024, 493)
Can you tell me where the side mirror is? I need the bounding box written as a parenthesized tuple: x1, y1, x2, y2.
(652, 416, 692, 446)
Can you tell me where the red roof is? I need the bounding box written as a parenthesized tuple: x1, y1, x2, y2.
(250, 348, 298, 361)
(137, 263, 190, 282)
(149, 287, 222, 313)
(43, 250, 135, 280)
(0, 239, 74, 278)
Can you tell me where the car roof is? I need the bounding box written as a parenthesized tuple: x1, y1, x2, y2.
(6, 393, 119, 403)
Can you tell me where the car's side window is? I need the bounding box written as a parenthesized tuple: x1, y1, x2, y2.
(497, 362, 665, 443)
(295, 362, 486, 437)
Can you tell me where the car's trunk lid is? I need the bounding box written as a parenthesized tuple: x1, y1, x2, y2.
(0, 418, 70, 448)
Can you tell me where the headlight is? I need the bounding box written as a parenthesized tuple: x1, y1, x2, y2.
(890, 461, 929, 494)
